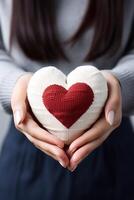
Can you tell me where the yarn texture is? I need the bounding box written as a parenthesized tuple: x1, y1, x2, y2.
(27, 65, 108, 144)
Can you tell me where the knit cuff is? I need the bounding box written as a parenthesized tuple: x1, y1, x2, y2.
(110, 66, 134, 116)
(0, 69, 29, 114)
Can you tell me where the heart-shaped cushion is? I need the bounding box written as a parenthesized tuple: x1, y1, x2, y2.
(27, 65, 108, 144)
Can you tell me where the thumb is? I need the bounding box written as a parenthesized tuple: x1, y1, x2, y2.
(11, 74, 32, 126)
(101, 70, 122, 127)
(105, 80, 120, 127)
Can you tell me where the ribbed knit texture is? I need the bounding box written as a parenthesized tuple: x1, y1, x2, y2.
(0, 50, 29, 113)
(43, 83, 94, 128)
(112, 55, 134, 115)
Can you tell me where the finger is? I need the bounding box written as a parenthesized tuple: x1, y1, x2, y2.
(18, 113, 65, 149)
(11, 74, 32, 125)
(68, 116, 112, 156)
(24, 132, 69, 168)
(68, 131, 110, 171)
(25, 132, 63, 165)
(25, 132, 57, 159)
(104, 74, 122, 127)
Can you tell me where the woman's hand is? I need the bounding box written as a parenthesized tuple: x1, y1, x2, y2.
(67, 71, 122, 171)
(11, 74, 69, 168)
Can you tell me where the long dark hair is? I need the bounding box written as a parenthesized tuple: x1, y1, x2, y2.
(10, 0, 123, 62)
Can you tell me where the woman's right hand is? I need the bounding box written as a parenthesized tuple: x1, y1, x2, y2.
(11, 73, 69, 168)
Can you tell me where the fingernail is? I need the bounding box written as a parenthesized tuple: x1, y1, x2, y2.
(59, 161, 66, 168)
(107, 110, 115, 126)
(71, 165, 77, 172)
(14, 110, 22, 125)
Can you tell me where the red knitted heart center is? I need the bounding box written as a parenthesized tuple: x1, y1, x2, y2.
(42, 83, 94, 128)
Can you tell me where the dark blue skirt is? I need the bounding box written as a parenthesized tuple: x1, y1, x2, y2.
(0, 117, 134, 200)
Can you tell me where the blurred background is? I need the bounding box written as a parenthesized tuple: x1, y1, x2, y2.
(0, 108, 11, 152)
(0, 108, 134, 152)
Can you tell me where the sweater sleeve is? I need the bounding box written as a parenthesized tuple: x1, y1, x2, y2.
(0, 31, 28, 114)
(111, 18, 134, 116)
(111, 54, 134, 116)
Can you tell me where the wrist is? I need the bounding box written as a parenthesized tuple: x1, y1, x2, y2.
(101, 70, 121, 88)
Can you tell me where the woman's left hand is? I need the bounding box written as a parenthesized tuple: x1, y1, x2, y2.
(67, 71, 122, 171)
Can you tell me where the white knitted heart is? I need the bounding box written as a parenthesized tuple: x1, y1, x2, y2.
(27, 65, 108, 144)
